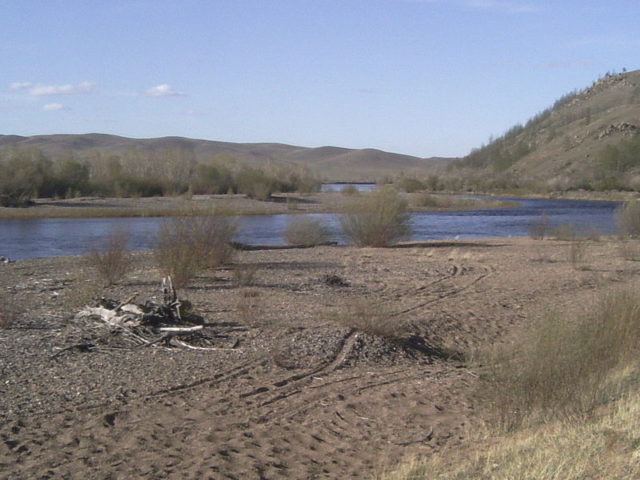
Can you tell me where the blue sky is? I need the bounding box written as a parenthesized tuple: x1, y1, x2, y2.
(1, 0, 638, 158)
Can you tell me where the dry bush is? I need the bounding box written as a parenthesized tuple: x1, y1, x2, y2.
(619, 239, 640, 261)
(340, 187, 410, 247)
(235, 289, 263, 325)
(87, 227, 132, 285)
(568, 236, 587, 267)
(616, 199, 640, 237)
(411, 192, 454, 208)
(233, 263, 259, 287)
(528, 212, 551, 239)
(552, 223, 576, 240)
(478, 289, 640, 431)
(340, 184, 359, 195)
(0, 294, 19, 329)
(337, 298, 403, 338)
(284, 216, 332, 246)
(155, 215, 236, 288)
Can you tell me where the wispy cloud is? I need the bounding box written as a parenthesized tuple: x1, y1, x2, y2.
(42, 103, 67, 111)
(10, 81, 95, 96)
(465, 0, 539, 13)
(144, 84, 185, 97)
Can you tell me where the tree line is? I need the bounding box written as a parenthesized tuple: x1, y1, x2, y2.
(0, 147, 320, 206)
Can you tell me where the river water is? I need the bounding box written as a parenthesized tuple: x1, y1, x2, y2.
(0, 195, 620, 260)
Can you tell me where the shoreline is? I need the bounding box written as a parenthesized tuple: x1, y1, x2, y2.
(0, 192, 519, 219)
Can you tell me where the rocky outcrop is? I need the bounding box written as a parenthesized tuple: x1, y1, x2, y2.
(598, 122, 638, 139)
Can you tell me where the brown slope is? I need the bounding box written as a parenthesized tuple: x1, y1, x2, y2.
(452, 69, 640, 190)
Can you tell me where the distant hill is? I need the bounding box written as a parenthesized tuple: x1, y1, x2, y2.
(0, 133, 451, 182)
(448, 69, 640, 191)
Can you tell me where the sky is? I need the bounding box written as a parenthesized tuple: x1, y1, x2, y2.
(1, 0, 638, 158)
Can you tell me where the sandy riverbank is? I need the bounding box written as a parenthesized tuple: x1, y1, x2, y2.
(2, 236, 639, 479)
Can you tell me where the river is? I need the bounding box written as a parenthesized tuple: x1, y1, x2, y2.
(0, 194, 620, 260)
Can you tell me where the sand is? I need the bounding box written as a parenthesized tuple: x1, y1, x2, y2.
(1, 236, 639, 479)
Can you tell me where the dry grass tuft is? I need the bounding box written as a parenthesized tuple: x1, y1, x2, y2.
(284, 216, 332, 246)
(337, 298, 404, 338)
(380, 392, 640, 480)
(87, 227, 132, 285)
(619, 238, 640, 261)
(155, 215, 236, 288)
(340, 184, 360, 196)
(381, 288, 640, 480)
(567, 236, 587, 267)
(478, 289, 640, 431)
(340, 187, 410, 247)
(617, 199, 640, 237)
(528, 212, 551, 239)
(233, 263, 259, 287)
(0, 293, 20, 329)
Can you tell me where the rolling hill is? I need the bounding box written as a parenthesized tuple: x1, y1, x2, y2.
(0, 133, 449, 182)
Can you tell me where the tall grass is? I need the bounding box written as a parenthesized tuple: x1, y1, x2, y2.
(381, 393, 640, 480)
(155, 215, 236, 288)
(380, 289, 640, 480)
(479, 289, 640, 430)
(340, 187, 410, 247)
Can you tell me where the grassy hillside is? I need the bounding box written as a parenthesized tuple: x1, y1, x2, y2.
(446, 69, 640, 192)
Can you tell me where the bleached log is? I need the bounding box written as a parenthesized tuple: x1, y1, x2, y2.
(159, 325, 203, 333)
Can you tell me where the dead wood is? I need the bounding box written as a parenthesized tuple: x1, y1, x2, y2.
(70, 276, 235, 351)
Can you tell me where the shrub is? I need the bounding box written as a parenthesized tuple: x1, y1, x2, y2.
(233, 263, 259, 287)
(479, 290, 640, 430)
(236, 168, 276, 200)
(567, 236, 587, 267)
(619, 239, 640, 261)
(87, 227, 132, 285)
(0, 294, 19, 329)
(616, 200, 640, 237)
(340, 184, 359, 196)
(284, 216, 332, 246)
(528, 212, 550, 240)
(396, 176, 425, 193)
(155, 215, 236, 288)
(340, 187, 410, 247)
(337, 298, 402, 338)
(552, 223, 576, 241)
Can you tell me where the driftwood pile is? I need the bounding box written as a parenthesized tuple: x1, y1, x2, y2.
(69, 277, 237, 352)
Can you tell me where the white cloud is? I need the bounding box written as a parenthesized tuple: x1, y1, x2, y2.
(465, 0, 539, 13)
(144, 84, 185, 97)
(10, 82, 33, 90)
(42, 103, 66, 111)
(9, 81, 95, 96)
